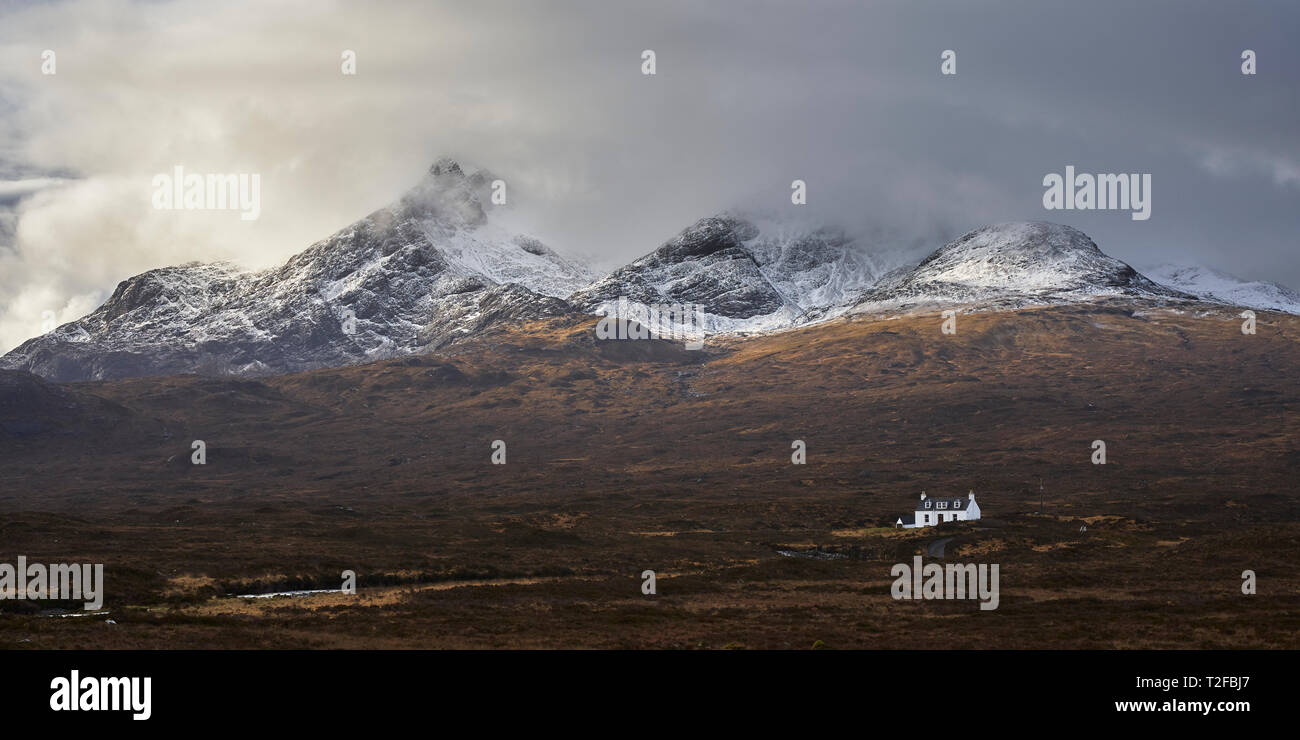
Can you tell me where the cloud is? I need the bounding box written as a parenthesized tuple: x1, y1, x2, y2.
(0, 177, 67, 204)
(0, 0, 1297, 352)
(1199, 147, 1300, 188)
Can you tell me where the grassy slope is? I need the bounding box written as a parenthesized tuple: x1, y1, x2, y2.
(1, 304, 1297, 648)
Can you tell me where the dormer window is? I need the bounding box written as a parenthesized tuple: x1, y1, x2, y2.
(924, 501, 931, 508)
(937, 502, 947, 509)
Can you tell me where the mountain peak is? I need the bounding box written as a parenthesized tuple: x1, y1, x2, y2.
(911, 221, 1137, 289)
(852, 221, 1188, 311)
(428, 157, 466, 178)
(568, 212, 888, 333)
(0, 158, 592, 381)
(937, 221, 1101, 259)
(395, 158, 486, 228)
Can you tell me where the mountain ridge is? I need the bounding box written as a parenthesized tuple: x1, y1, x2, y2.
(3, 162, 1293, 382)
(1139, 262, 1300, 315)
(1, 159, 590, 381)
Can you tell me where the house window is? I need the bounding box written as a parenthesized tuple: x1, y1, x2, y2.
(924, 501, 931, 508)
(923, 514, 930, 524)
(938, 502, 947, 509)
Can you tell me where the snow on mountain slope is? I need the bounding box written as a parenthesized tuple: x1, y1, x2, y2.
(7, 174, 1284, 383)
(1141, 264, 1300, 315)
(849, 221, 1193, 314)
(567, 213, 894, 335)
(0, 159, 589, 381)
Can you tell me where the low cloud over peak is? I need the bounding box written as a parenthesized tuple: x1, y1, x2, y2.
(0, 0, 1297, 352)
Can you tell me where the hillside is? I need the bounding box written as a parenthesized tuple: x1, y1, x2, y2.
(2, 305, 1297, 647)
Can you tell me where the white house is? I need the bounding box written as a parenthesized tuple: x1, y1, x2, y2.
(895, 491, 981, 529)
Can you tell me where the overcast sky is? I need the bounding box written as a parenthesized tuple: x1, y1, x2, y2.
(0, 0, 1296, 352)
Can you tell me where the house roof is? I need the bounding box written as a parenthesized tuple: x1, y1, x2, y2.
(918, 497, 967, 510)
(896, 513, 916, 525)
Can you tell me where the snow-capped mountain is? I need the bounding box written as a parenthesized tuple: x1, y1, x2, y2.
(6, 164, 1291, 385)
(1140, 263, 1300, 315)
(848, 221, 1193, 314)
(567, 213, 898, 334)
(1, 159, 590, 381)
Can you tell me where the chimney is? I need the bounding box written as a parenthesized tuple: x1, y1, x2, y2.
(969, 490, 975, 500)
(920, 491, 926, 500)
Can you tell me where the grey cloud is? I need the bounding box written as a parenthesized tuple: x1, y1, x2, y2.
(0, 0, 1296, 353)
